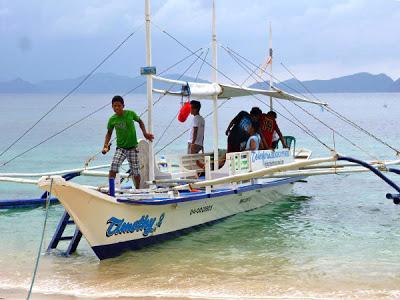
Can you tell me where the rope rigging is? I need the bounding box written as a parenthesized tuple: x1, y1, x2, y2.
(85, 48, 205, 168)
(154, 52, 324, 154)
(195, 48, 210, 81)
(221, 45, 386, 159)
(223, 45, 377, 158)
(234, 48, 377, 159)
(156, 98, 230, 155)
(326, 105, 399, 155)
(26, 178, 54, 300)
(83, 47, 205, 167)
(4, 20, 396, 171)
(151, 22, 384, 160)
(279, 62, 400, 155)
(286, 98, 379, 160)
(151, 22, 254, 93)
(152, 23, 334, 152)
(155, 49, 209, 148)
(219, 44, 333, 152)
(225, 45, 399, 156)
(139, 48, 204, 118)
(254, 98, 333, 152)
(0, 48, 204, 169)
(0, 25, 144, 160)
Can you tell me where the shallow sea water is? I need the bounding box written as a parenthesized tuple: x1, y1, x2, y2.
(0, 93, 400, 299)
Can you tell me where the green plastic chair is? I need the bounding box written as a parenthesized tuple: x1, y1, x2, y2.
(281, 136, 296, 153)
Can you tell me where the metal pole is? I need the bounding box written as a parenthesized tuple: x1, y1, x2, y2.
(205, 156, 211, 194)
(145, 0, 155, 183)
(269, 22, 273, 110)
(212, 0, 219, 170)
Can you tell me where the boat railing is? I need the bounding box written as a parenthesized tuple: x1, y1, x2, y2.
(221, 148, 297, 181)
(156, 148, 299, 183)
(226, 151, 252, 176)
(157, 152, 213, 174)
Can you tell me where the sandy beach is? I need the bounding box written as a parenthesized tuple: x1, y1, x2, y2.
(0, 288, 214, 300)
(1, 288, 86, 300)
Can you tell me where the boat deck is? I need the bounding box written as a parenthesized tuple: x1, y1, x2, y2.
(0, 174, 307, 209)
(116, 176, 304, 205)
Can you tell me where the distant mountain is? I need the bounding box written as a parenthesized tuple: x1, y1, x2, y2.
(36, 73, 136, 93)
(0, 73, 209, 94)
(393, 78, 400, 92)
(0, 78, 38, 93)
(251, 72, 400, 93)
(1, 72, 400, 94)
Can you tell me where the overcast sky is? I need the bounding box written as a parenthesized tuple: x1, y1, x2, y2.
(1, 0, 400, 83)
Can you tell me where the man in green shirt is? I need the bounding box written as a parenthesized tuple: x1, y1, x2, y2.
(102, 95, 154, 189)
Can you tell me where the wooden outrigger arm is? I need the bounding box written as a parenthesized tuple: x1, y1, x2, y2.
(174, 155, 338, 190)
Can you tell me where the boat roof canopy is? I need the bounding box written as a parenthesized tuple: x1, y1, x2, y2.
(152, 75, 327, 106)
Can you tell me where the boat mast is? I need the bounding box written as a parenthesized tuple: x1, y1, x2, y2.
(269, 22, 273, 110)
(145, 0, 155, 183)
(212, 0, 219, 170)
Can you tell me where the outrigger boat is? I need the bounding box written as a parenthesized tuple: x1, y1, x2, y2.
(1, 0, 400, 260)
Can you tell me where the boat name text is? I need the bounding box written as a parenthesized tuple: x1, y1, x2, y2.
(251, 150, 289, 163)
(106, 213, 165, 237)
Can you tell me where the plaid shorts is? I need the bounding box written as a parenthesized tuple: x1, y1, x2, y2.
(110, 147, 140, 176)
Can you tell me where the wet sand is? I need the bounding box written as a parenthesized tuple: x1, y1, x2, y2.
(0, 288, 214, 300)
(1, 288, 83, 300)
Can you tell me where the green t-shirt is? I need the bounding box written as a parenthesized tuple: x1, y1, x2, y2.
(107, 110, 140, 149)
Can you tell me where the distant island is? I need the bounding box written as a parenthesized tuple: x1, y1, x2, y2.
(0, 73, 207, 94)
(251, 72, 400, 93)
(1, 72, 399, 93)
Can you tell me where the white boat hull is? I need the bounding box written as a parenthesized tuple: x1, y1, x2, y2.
(39, 176, 304, 259)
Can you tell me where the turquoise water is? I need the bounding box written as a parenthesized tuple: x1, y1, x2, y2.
(1, 93, 400, 298)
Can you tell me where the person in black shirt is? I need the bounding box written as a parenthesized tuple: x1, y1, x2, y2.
(225, 107, 262, 153)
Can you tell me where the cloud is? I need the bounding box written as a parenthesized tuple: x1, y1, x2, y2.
(0, 7, 10, 16)
(0, 0, 399, 81)
(49, 2, 142, 37)
(0, 1, 144, 37)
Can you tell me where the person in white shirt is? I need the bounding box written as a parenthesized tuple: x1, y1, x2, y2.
(188, 100, 205, 154)
(246, 121, 263, 151)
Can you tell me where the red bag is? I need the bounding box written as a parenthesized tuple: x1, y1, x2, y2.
(178, 101, 191, 123)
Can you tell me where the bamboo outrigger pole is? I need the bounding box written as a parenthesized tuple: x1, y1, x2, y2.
(212, 0, 219, 170)
(174, 155, 338, 190)
(145, 0, 155, 183)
